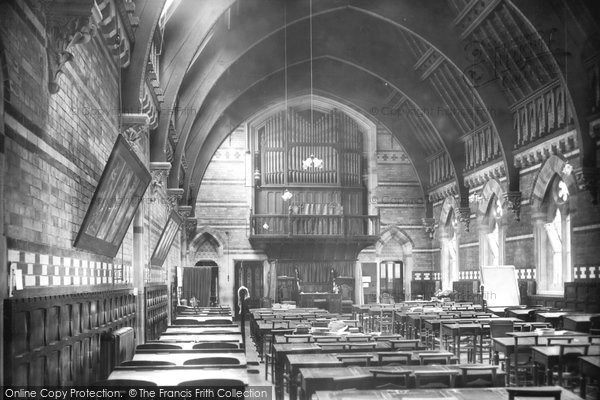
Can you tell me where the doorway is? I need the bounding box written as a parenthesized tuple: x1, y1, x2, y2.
(234, 261, 264, 318)
(380, 260, 404, 302)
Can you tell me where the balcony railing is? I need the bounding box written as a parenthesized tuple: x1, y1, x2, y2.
(250, 214, 379, 237)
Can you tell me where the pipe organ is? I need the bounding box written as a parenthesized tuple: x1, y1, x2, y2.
(258, 108, 363, 187)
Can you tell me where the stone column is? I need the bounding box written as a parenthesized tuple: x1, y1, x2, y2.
(133, 207, 145, 345)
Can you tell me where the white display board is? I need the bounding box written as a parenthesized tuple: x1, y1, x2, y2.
(480, 265, 520, 306)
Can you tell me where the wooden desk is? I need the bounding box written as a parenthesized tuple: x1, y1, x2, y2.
(131, 351, 247, 366)
(173, 315, 234, 324)
(493, 331, 588, 386)
(300, 365, 505, 400)
(287, 354, 344, 400)
(535, 312, 569, 329)
(531, 345, 600, 385)
(141, 341, 240, 350)
(299, 293, 342, 313)
(158, 333, 242, 343)
(107, 366, 249, 386)
(312, 387, 582, 400)
(164, 326, 241, 334)
(507, 308, 535, 321)
(579, 356, 600, 399)
(563, 314, 599, 332)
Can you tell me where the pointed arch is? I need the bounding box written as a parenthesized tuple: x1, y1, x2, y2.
(189, 231, 223, 260)
(531, 155, 578, 214)
(376, 226, 415, 254)
(478, 179, 505, 221)
(438, 196, 458, 229)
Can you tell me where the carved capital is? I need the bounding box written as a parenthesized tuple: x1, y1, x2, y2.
(457, 207, 471, 232)
(177, 205, 193, 219)
(40, 0, 97, 94)
(149, 162, 171, 198)
(422, 218, 436, 239)
(503, 191, 522, 221)
(185, 218, 198, 238)
(165, 188, 184, 212)
(574, 167, 599, 205)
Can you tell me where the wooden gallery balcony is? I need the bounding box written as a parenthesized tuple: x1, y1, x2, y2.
(249, 214, 380, 259)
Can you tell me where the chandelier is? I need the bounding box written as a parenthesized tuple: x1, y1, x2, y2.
(302, 154, 323, 170)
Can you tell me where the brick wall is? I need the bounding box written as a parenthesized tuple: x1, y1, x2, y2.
(1, 1, 133, 292)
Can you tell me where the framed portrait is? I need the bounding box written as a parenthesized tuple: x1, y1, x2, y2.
(150, 211, 183, 267)
(74, 135, 151, 257)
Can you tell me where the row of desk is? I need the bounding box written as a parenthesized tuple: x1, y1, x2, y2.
(105, 306, 253, 388)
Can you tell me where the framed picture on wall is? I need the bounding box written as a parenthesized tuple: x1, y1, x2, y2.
(74, 135, 151, 257)
(150, 211, 183, 267)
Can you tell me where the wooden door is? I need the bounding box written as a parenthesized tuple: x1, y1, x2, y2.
(234, 261, 264, 317)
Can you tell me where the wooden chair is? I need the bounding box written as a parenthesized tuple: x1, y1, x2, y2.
(264, 328, 295, 382)
(172, 319, 201, 325)
(120, 360, 176, 367)
(192, 342, 239, 349)
(313, 336, 341, 343)
(506, 387, 561, 400)
(419, 352, 453, 365)
(283, 334, 312, 343)
(177, 379, 245, 386)
(414, 370, 459, 388)
(389, 339, 420, 350)
(346, 342, 377, 350)
(331, 374, 373, 390)
(369, 369, 411, 389)
(458, 365, 499, 387)
(546, 337, 574, 346)
(377, 351, 412, 365)
(136, 343, 182, 350)
(318, 343, 347, 351)
(183, 357, 240, 365)
(336, 354, 372, 366)
(552, 343, 590, 387)
(101, 379, 157, 386)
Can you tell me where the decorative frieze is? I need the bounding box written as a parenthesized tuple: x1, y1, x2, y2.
(464, 160, 505, 189)
(513, 82, 573, 149)
(93, 0, 133, 67)
(573, 265, 600, 280)
(428, 181, 458, 203)
(428, 151, 455, 187)
(514, 129, 578, 169)
(462, 124, 502, 172)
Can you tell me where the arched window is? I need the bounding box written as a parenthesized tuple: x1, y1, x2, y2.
(441, 210, 459, 290)
(539, 179, 572, 293)
(535, 177, 572, 294)
(481, 195, 504, 267)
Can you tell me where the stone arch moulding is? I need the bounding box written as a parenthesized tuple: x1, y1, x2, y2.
(477, 179, 505, 224)
(438, 196, 458, 232)
(376, 225, 415, 254)
(189, 229, 224, 259)
(531, 155, 578, 214)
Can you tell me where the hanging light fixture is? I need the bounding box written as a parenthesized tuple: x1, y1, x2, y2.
(302, 154, 323, 169)
(281, 189, 293, 201)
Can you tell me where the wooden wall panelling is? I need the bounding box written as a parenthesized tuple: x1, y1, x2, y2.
(144, 284, 168, 341)
(4, 288, 135, 385)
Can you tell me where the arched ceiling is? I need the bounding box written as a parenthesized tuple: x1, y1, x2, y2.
(146, 0, 598, 211)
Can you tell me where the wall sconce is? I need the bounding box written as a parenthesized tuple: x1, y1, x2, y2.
(281, 189, 293, 201)
(262, 223, 269, 230)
